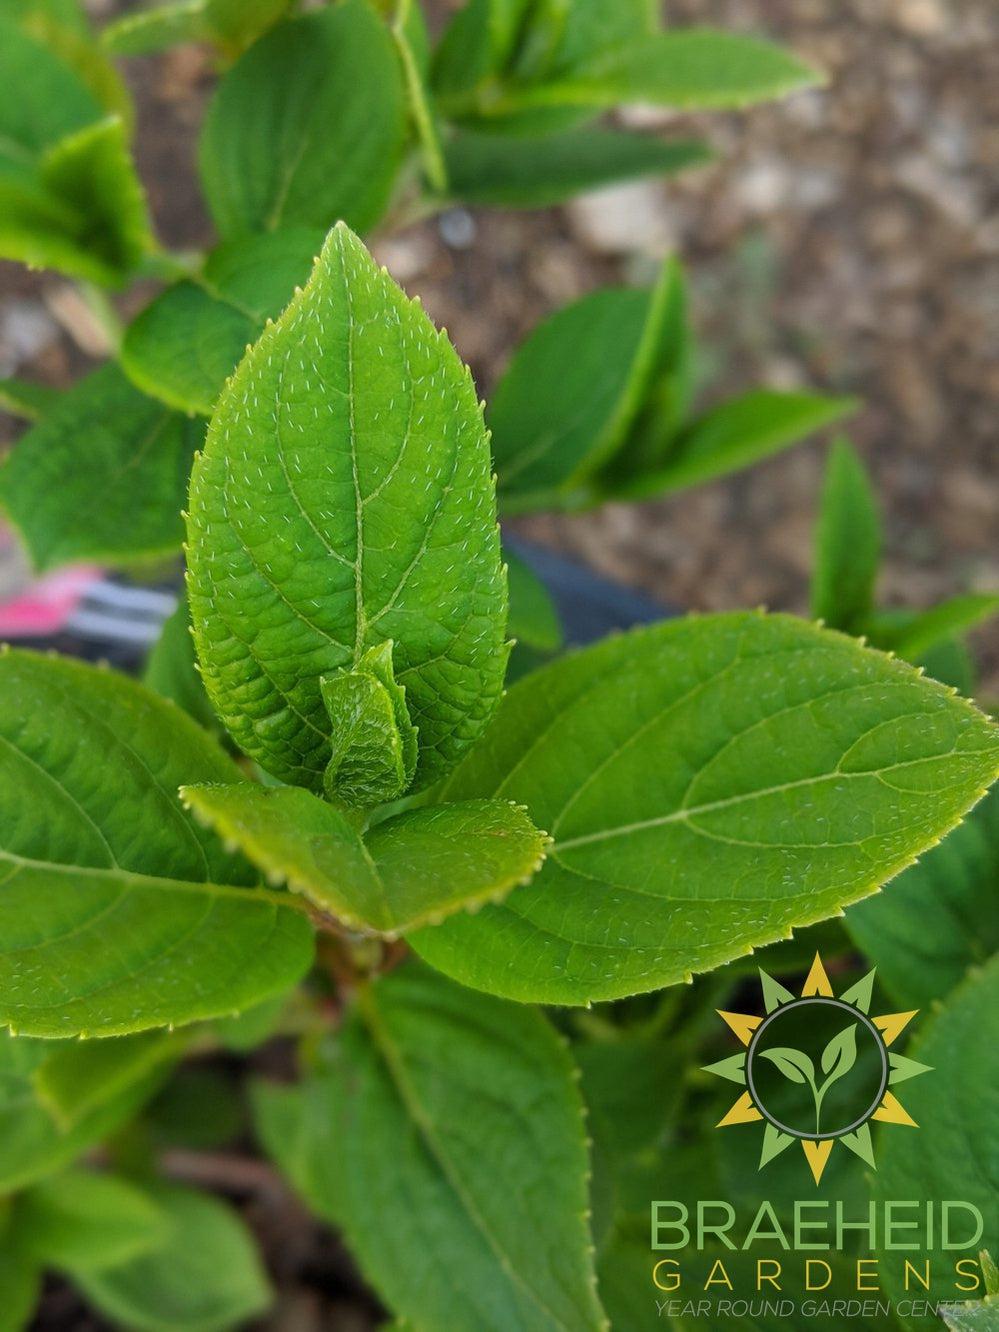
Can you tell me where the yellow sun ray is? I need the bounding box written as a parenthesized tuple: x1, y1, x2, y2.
(716, 1010, 761, 1046)
(801, 953, 834, 997)
(802, 1139, 834, 1185)
(872, 1090, 918, 1127)
(717, 1092, 763, 1127)
(873, 1011, 918, 1046)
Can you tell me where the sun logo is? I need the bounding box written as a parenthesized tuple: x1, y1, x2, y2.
(703, 954, 931, 1186)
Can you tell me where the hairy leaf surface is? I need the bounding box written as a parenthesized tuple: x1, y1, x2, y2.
(255, 964, 606, 1331)
(187, 224, 508, 792)
(411, 613, 999, 1004)
(0, 652, 314, 1036)
(122, 228, 323, 414)
(199, 3, 406, 237)
(182, 783, 548, 936)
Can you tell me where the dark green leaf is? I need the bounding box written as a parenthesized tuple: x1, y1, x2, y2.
(187, 224, 508, 793)
(506, 548, 563, 653)
(121, 227, 324, 414)
(845, 785, 999, 1009)
(410, 612, 999, 1004)
(811, 437, 881, 631)
(445, 128, 711, 208)
(199, 3, 407, 237)
(181, 783, 548, 935)
(0, 377, 58, 421)
(0, 364, 202, 571)
(0, 651, 314, 1037)
(74, 1182, 272, 1332)
(33, 1031, 184, 1129)
(255, 964, 606, 1331)
(144, 594, 219, 735)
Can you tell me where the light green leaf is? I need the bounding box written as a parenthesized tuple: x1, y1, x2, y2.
(144, 594, 219, 735)
(811, 437, 881, 631)
(0, 651, 314, 1037)
(16, 1169, 167, 1273)
(0, 1032, 159, 1192)
(199, 3, 407, 237)
(74, 1182, 272, 1332)
(0, 376, 58, 421)
(0, 13, 103, 156)
(819, 1021, 857, 1084)
(757, 1046, 814, 1085)
(943, 1296, 999, 1332)
(186, 224, 508, 793)
(410, 612, 999, 1005)
(506, 548, 563, 653)
(845, 784, 999, 1009)
(181, 783, 548, 936)
(517, 0, 659, 84)
(873, 958, 999, 1328)
(0, 364, 202, 571)
(606, 389, 857, 501)
(874, 594, 999, 662)
(510, 29, 820, 113)
(431, 0, 534, 100)
(389, 0, 447, 193)
(255, 964, 606, 1332)
(33, 1031, 184, 1129)
(1, 114, 151, 285)
(445, 128, 711, 208)
(492, 262, 679, 511)
(122, 228, 323, 414)
(320, 641, 418, 806)
(102, 0, 292, 58)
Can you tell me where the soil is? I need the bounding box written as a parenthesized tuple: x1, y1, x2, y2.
(2, 0, 997, 1326)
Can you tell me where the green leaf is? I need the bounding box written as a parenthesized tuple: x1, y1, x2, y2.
(199, 3, 407, 237)
(181, 783, 548, 936)
(492, 262, 679, 511)
(873, 958, 999, 1327)
(389, 0, 447, 193)
(74, 1182, 272, 1332)
(444, 128, 712, 208)
(0, 13, 103, 156)
(144, 594, 219, 735)
(1, 114, 150, 285)
(16, 1169, 167, 1273)
(845, 784, 999, 1009)
(431, 0, 534, 100)
(409, 612, 999, 1005)
(0, 364, 202, 571)
(506, 548, 563, 653)
(0, 650, 314, 1037)
(0, 376, 58, 421)
(255, 964, 606, 1331)
(186, 224, 508, 793)
(605, 389, 857, 501)
(943, 1296, 999, 1332)
(873, 594, 999, 662)
(320, 641, 418, 806)
(0, 1229, 40, 1332)
(517, 0, 659, 84)
(509, 29, 821, 113)
(811, 438, 881, 631)
(102, 0, 292, 58)
(121, 228, 324, 414)
(33, 1031, 184, 1129)
(819, 1021, 857, 1084)
(757, 1046, 814, 1085)
(0, 1032, 160, 1192)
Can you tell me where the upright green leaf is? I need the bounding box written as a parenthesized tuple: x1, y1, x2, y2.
(606, 389, 857, 502)
(182, 783, 548, 935)
(320, 640, 418, 806)
(0, 1032, 159, 1192)
(811, 438, 881, 630)
(389, 0, 447, 193)
(74, 1183, 272, 1332)
(0, 364, 202, 571)
(845, 784, 999, 1009)
(873, 959, 999, 1328)
(873, 594, 999, 662)
(445, 128, 711, 208)
(187, 224, 508, 793)
(410, 613, 999, 1004)
(255, 964, 606, 1331)
(508, 29, 820, 113)
(492, 263, 679, 511)
(431, 0, 534, 100)
(0, 651, 314, 1037)
(16, 1170, 167, 1274)
(122, 228, 324, 414)
(199, 3, 407, 237)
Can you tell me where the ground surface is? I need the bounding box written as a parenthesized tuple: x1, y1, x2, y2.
(2, 1, 997, 1327)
